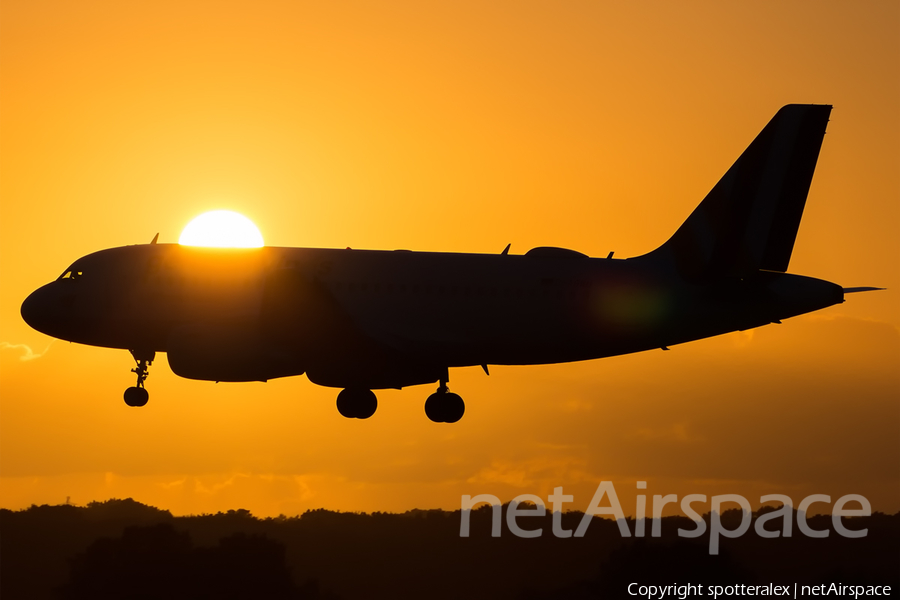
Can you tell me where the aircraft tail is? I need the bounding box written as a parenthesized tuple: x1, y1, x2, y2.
(647, 104, 832, 282)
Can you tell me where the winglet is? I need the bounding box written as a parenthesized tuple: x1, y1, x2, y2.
(150, 233, 159, 245)
(501, 244, 511, 255)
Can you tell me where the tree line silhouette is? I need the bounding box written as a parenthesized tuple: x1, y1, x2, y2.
(1, 499, 897, 599)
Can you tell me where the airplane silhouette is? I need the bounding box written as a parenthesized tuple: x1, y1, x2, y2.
(21, 104, 881, 422)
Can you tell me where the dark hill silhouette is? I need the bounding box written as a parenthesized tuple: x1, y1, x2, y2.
(520, 539, 750, 600)
(58, 523, 326, 600)
(1, 499, 897, 600)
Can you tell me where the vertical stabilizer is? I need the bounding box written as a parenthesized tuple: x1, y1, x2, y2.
(649, 104, 832, 281)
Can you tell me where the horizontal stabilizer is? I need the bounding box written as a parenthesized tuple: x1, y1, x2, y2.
(842, 287, 886, 294)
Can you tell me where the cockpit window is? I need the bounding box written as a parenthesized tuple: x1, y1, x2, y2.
(59, 270, 83, 281)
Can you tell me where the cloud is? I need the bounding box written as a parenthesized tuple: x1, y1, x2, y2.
(194, 472, 252, 495)
(160, 478, 187, 490)
(561, 398, 593, 412)
(466, 457, 594, 489)
(0, 341, 53, 361)
(627, 422, 701, 443)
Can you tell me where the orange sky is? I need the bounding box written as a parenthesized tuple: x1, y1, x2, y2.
(1, 1, 898, 517)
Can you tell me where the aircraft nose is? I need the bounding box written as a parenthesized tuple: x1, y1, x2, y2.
(21, 283, 71, 336)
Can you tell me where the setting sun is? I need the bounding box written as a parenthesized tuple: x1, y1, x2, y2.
(178, 210, 264, 248)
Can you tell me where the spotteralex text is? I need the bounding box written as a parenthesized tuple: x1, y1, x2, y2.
(459, 481, 871, 554)
(628, 583, 891, 599)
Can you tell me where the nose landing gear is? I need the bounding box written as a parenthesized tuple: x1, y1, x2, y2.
(425, 378, 465, 423)
(124, 350, 155, 407)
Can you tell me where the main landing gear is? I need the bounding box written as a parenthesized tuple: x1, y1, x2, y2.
(335, 376, 466, 423)
(124, 350, 155, 407)
(425, 378, 465, 424)
(336, 388, 377, 419)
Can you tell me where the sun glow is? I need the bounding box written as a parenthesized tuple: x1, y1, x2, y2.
(178, 210, 264, 248)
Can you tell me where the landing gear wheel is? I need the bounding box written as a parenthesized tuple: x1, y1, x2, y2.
(336, 388, 377, 419)
(425, 387, 465, 423)
(124, 386, 149, 407)
(124, 349, 155, 408)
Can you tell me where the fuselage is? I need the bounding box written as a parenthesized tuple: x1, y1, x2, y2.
(21, 242, 843, 389)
